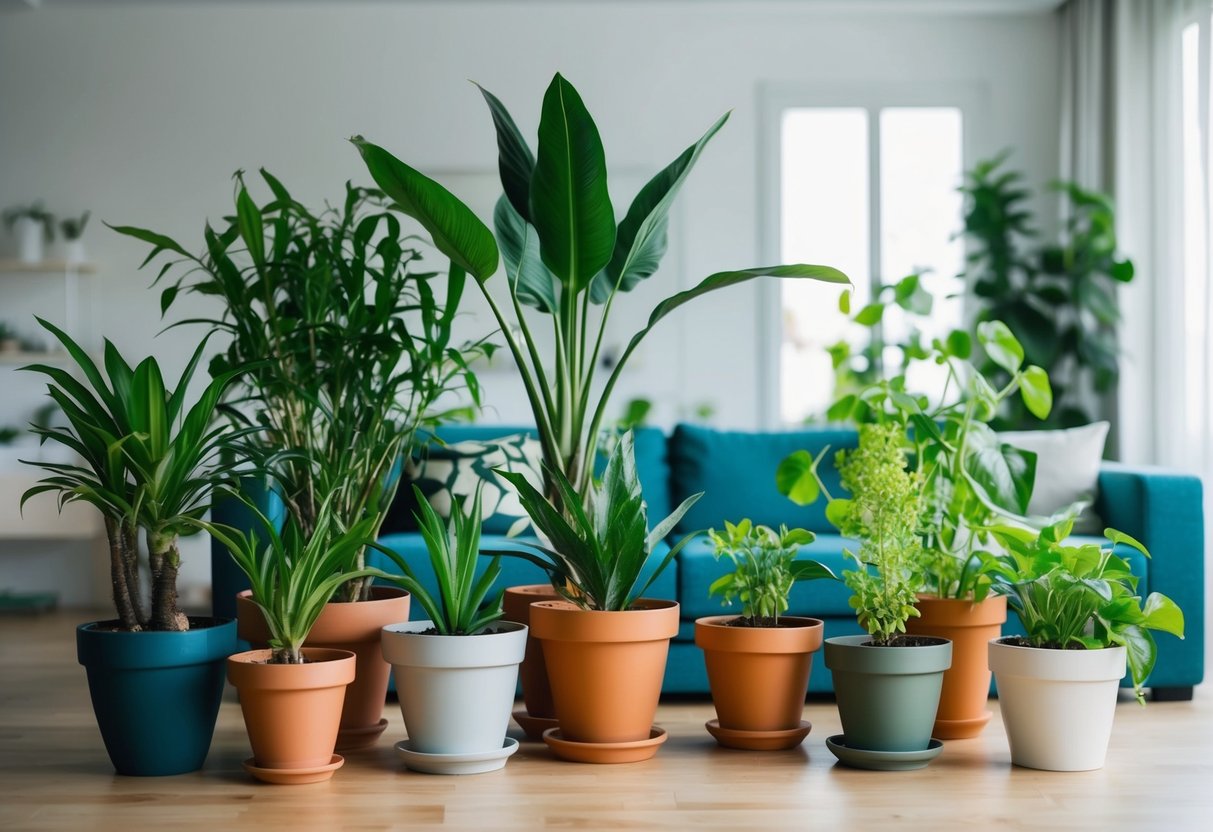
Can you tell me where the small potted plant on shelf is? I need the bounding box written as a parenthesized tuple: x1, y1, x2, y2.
(985, 518, 1184, 771)
(59, 211, 90, 265)
(20, 319, 239, 776)
(809, 422, 952, 771)
(694, 520, 836, 750)
(198, 495, 389, 785)
(3, 201, 54, 263)
(0, 322, 20, 353)
(377, 485, 526, 775)
(492, 432, 702, 764)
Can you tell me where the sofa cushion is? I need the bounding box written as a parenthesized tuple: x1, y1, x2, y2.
(669, 423, 857, 534)
(371, 532, 678, 613)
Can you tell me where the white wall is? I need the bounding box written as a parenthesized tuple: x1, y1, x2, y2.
(0, 0, 1061, 603)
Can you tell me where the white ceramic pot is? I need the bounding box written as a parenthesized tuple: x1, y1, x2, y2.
(15, 217, 44, 263)
(64, 238, 86, 266)
(989, 638, 1126, 771)
(381, 620, 527, 755)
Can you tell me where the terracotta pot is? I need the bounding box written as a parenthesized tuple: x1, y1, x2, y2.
(695, 615, 823, 742)
(905, 594, 1006, 739)
(227, 648, 355, 784)
(529, 599, 678, 745)
(236, 586, 410, 749)
(501, 584, 562, 720)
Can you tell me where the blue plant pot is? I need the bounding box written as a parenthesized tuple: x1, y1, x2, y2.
(76, 618, 237, 776)
(211, 478, 284, 622)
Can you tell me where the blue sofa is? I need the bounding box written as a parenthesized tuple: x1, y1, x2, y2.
(212, 423, 1205, 699)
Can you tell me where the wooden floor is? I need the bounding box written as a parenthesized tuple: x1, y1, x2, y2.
(2, 611, 1211, 831)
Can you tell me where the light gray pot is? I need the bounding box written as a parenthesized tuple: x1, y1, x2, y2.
(381, 620, 527, 755)
(824, 634, 952, 752)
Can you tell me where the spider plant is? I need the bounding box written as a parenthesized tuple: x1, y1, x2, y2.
(21, 318, 242, 631)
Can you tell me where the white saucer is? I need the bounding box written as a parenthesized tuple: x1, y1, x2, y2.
(393, 737, 520, 774)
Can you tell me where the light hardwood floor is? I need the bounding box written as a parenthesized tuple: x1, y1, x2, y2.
(2, 610, 1211, 831)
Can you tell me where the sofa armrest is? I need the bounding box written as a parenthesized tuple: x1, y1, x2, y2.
(1097, 462, 1205, 689)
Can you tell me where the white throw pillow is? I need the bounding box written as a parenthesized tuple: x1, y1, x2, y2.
(998, 421, 1110, 535)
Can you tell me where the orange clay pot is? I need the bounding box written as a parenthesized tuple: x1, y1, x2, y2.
(529, 599, 679, 745)
(695, 616, 823, 731)
(501, 584, 562, 720)
(237, 587, 410, 749)
(227, 648, 355, 782)
(905, 594, 1007, 739)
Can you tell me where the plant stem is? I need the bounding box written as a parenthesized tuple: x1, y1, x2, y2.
(105, 518, 142, 632)
(147, 530, 188, 631)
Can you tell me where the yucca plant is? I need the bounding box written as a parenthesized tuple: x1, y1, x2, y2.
(368, 485, 504, 635)
(21, 318, 241, 631)
(491, 431, 701, 611)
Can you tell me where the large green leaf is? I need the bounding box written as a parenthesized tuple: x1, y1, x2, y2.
(964, 424, 1037, 514)
(1019, 365, 1053, 420)
(529, 73, 616, 291)
(475, 83, 535, 223)
(775, 449, 819, 506)
(977, 320, 1024, 374)
(493, 195, 557, 314)
(591, 111, 730, 302)
(351, 136, 499, 281)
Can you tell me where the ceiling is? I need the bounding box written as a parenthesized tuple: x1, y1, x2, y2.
(0, 0, 1067, 11)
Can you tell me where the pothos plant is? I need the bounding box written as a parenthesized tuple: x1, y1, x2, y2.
(111, 171, 491, 602)
(984, 517, 1184, 703)
(352, 72, 848, 518)
(706, 519, 837, 626)
(780, 319, 1054, 602)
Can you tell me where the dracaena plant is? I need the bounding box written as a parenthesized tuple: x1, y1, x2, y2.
(366, 484, 504, 636)
(779, 319, 1054, 602)
(984, 518, 1184, 703)
(490, 431, 702, 612)
(111, 172, 491, 602)
(21, 318, 241, 632)
(352, 72, 848, 517)
(706, 519, 837, 626)
(3, 201, 55, 242)
(194, 493, 390, 663)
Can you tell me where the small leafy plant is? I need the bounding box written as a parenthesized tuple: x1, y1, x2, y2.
(986, 518, 1184, 702)
(59, 211, 90, 241)
(3, 202, 55, 242)
(492, 431, 702, 612)
(368, 485, 505, 636)
(707, 519, 836, 626)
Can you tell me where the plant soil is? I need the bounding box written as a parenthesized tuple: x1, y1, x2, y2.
(90, 616, 225, 633)
(862, 635, 947, 648)
(722, 616, 813, 629)
(416, 626, 507, 636)
(999, 636, 1088, 650)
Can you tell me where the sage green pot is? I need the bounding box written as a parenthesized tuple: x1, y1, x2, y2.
(824, 635, 953, 752)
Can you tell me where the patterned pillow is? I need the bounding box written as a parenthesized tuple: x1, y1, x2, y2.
(404, 433, 542, 536)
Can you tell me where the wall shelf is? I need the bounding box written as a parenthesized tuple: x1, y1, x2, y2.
(0, 352, 69, 365)
(0, 259, 96, 275)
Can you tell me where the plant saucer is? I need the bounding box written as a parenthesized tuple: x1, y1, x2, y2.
(336, 718, 389, 751)
(705, 718, 812, 751)
(542, 726, 667, 764)
(242, 754, 344, 785)
(513, 708, 559, 741)
(394, 737, 519, 774)
(825, 735, 944, 771)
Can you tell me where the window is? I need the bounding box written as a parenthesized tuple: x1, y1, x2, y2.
(1181, 19, 1210, 455)
(768, 97, 967, 425)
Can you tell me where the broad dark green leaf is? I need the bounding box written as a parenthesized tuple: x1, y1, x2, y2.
(475, 83, 535, 223)
(493, 195, 557, 314)
(965, 425, 1037, 514)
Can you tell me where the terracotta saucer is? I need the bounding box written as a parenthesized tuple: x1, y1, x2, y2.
(513, 708, 559, 741)
(705, 718, 812, 751)
(242, 754, 344, 785)
(336, 718, 389, 751)
(394, 737, 519, 775)
(825, 735, 944, 771)
(542, 726, 667, 764)
(932, 711, 992, 740)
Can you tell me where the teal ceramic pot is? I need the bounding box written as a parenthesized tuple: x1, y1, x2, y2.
(211, 479, 284, 621)
(76, 617, 237, 776)
(824, 634, 953, 752)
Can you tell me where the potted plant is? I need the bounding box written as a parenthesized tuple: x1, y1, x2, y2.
(0, 321, 19, 353)
(377, 485, 526, 774)
(804, 422, 952, 770)
(694, 520, 836, 750)
(985, 518, 1184, 771)
(113, 172, 487, 749)
(3, 201, 54, 263)
(20, 319, 239, 776)
(780, 317, 1052, 739)
(493, 432, 702, 763)
(199, 495, 389, 785)
(59, 211, 90, 265)
(501, 582, 562, 740)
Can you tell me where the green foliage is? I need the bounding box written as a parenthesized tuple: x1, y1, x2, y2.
(706, 519, 836, 624)
(489, 431, 702, 611)
(353, 73, 849, 523)
(0, 426, 19, 445)
(367, 485, 504, 636)
(985, 519, 1184, 702)
(20, 319, 240, 631)
(111, 171, 491, 602)
(59, 211, 90, 241)
(961, 152, 1133, 428)
(3, 201, 55, 242)
(618, 397, 653, 430)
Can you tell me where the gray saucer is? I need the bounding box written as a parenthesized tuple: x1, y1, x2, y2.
(825, 735, 944, 771)
(394, 737, 519, 775)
